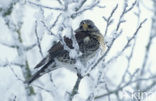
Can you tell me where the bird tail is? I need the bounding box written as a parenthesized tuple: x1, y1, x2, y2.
(25, 59, 55, 84)
(34, 56, 48, 69)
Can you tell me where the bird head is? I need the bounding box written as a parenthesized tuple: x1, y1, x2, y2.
(75, 19, 99, 33)
(75, 19, 106, 51)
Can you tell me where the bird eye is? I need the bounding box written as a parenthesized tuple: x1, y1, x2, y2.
(80, 25, 83, 29)
(81, 21, 84, 25)
(88, 25, 93, 28)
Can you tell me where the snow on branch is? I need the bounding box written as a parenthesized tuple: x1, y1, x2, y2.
(1, 0, 155, 101)
(103, 4, 118, 36)
(35, 21, 44, 57)
(27, 1, 64, 11)
(89, 0, 139, 72)
(95, 74, 156, 99)
(0, 41, 18, 48)
(105, 19, 147, 65)
(71, 0, 100, 18)
(68, 74, 83, 101)
(0, 60, 25, 67)
(135, 0, 156, 93)
(56, 0, 63, 5)
(0, 0, 36, 98)
(50, 13, 62, 29)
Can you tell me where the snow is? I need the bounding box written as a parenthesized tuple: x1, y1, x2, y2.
(0, 0, 11, 8)
(69, 49, 78, 59)
(0, 0, 156, 101)
(12, 3, 24, 26)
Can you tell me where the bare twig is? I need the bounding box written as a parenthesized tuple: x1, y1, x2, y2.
(35, 21, 44, 57)
(32, 84, 54, 94)
(136, 0, 156, 91)
(97, 5, 106, 8)
(71, 0, 100, 18)
(95, 71, 156, 99)
(57, 0, 63, 5)
(125, 0, 137, 13)
(105, 83, 111, 101)
(74, 0, 87, 11)
(9, 66, 24, 82)
(118, 38, 137, 86)
(0, 62, 25, 67)
(140, 27, 154, 75)
(116, 2, 128, 31)
(28, 1, 64, 11)
(69, 74, 83, 101)
(0, 41, 18, 48)
(103, 4, 118, 36)
(50, 13, 62, 29)
(41, 21, 59, 38)
(49, 73, 56, 87)
(24, 43, 37, 51)
(86, 93, 94, 101)
(105, 19, 147, 65)
(87, 2, 146, 100)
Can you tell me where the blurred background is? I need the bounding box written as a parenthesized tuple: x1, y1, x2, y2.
(0, 0, 156, 101)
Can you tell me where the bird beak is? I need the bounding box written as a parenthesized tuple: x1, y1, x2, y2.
(82, 23, 88, 31)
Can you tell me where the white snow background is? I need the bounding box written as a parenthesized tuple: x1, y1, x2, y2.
(0, 0, 156, 101)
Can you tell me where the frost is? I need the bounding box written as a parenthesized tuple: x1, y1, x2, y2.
(62, 27, 72, 38)
(104, 35, 113, 46)
(0, 0, 12, 8)
(45, 12, 53, 27)
(37, 21, 45, 37)
(12, 4, 24, 27)
(75, 60, 84, 70)
(34, 9, 44, 22)
(0, 0, 155, 101)
(69, 49, 78, 59)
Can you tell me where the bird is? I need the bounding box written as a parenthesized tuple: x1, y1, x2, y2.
(25, 19, 105, 84)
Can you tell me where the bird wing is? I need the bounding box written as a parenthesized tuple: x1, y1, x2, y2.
(34, 42, 64, 69)
(48, 42, 64, 56)
(48, 31, 89, 55)
(34, 32, 89, 69)
(96, 32, 106, 51)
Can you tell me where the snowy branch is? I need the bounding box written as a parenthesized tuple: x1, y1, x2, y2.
(69, 74, 83, 101)
(0, 62, 24, 67)
(0, 0, 155, 101)
(27, 1, 64, 11)
(24, 43, 37, 51)
(95, 71, 156, 99)
(105, 19, 147, 65)
(50, 13, 62, 29)
(89, 0, 139, 73)
(0, 41, 18, 48)
(71, 0, 100, 18)
(56, 0, 63, 5)
(103, 4, 118, 36)
(35, 21, 44, 57)
(136, 0, 156, 92)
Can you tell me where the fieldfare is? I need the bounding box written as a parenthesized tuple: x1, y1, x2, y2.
(25, 19, 105, 84)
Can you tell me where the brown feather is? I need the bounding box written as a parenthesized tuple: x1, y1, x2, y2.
(48, 31, 90, 56)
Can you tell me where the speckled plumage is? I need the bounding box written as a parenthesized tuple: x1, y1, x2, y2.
(25, 20, 104, 84)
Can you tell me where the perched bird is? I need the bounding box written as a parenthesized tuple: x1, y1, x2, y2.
(25, 19, 105, 84)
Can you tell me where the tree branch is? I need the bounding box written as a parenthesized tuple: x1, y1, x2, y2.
(27, 1, 64, 11)
(69, 74, 83, 101)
